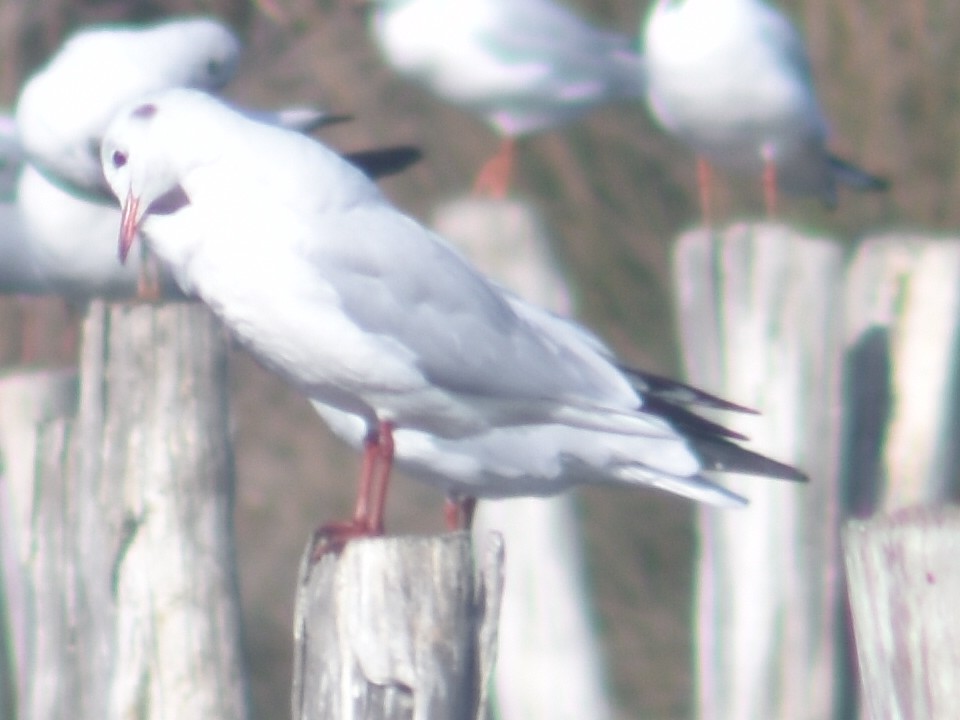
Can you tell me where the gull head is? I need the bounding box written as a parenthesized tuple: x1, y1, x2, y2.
(101, 92, 203, 263)
(151, 17, 242, 91)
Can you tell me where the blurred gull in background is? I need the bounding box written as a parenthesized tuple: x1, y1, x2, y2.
(99, 89, 804, 550)
(364, 0, 645, 197)
(5, 17, 421, 311)
(642, 0, 888, 217)
(15, 17, 243, 202)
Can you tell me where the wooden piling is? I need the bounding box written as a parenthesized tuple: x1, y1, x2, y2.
(673, 222, 846, 720)
(844, 507, 960, 719)
(291, 531, 503, 720)
(0, 301, 248, 720)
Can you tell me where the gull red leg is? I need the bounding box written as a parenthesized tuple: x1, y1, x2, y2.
(351, 427, 380, 525)
(365, 420, 395, 535)
(762, 152, 779, 218)
(472, 138, 516, 199)
(310, 421, 390, 560)
(443, 496, 478, 531)
(16, 297, 39, 365)
(696, 156, 715, 227)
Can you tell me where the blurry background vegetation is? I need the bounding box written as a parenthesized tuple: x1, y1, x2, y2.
(0, 0, 952, 717)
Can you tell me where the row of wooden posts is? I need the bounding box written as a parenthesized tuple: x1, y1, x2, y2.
(0, 200, 959, 719)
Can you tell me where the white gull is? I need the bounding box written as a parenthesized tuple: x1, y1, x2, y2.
(100, 88, 803, 545)
(366, 0, 645, 196)
(642, 0, 887, 213)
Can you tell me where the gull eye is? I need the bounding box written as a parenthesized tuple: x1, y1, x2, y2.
(207, 58, 222, 77)
(112, 150, 128, 168)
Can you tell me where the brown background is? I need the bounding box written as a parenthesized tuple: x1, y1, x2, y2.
(0, 0, 951, 716)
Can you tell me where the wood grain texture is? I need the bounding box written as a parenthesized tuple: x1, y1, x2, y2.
(843, 236, 960, 515)
(292, 531, 503, 720)
(844, 506, 960, 720)
(0, 301, 248, 720)
(673, 222, 846, 720)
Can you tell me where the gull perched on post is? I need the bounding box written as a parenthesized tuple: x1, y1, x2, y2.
(642, 0, 887, 218)
(363, 0, 646, 197)
(99, 88, 804, 552)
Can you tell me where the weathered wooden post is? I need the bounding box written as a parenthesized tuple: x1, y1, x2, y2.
(0, 367, 79, 720)
(673, 222, 846, 720)
(434, 197, 614, 720)
(843, 507, 960, 719)
(840, 236, 960, 718)
(843, 236, 960, 514)
(292, 532, 503, 720)
(289, 197, 596, 718)
(0, 300, 249, 720)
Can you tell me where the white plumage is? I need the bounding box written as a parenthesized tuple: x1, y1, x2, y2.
(99, 88, 802, 534)
(642, 0, 886, 206)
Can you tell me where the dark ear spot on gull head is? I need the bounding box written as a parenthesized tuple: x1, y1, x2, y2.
(132, 103, 158, 119)
(148, 186, 191, 216)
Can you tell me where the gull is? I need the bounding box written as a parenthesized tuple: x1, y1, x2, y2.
(364, 0, 645, 197)
(15, 16, 242, 201)
(0, 141, 421, 300)
(100, 88, 804, 549)
(0, 121, 421, 367)
(642, 0, 888, 217)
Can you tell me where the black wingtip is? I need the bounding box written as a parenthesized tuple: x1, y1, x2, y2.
(621, 366, 759, 414)
(828, 154, 890, 193)
(642, 396, 751, 442)
(343, 145, 423, 180)
(695, 438, 808, 483)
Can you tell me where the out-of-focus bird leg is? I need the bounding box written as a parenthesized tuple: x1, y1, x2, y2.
(310, 421, 389, 560)
(137, 246, 163, 302)
(696, 155, 715, 227)
(473, 138, 516, 198)
(366, 420, 395, 534)
(443, 496, 478, 531)
(762, 150, 779, 218)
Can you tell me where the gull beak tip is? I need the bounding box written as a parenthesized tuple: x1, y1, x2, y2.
(118, 193, 140, 265)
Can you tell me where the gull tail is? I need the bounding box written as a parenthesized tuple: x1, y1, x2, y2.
(620, 366, 758, 414)
(828, 154, 889, 193)
(691, 437, 808, 483)
(619, 466, 749, 508)
(648, 395, 807, 483)
(342, 146, 423, 180)
(623, 369, 807, 483)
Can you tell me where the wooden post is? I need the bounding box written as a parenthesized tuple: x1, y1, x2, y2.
(673, 222, 846, 720)
(433, 197, 614, 720)
(843, 236, 960, 514)
(0, 301, 249, 720)
(843, 506, 960, 719)
(291, 531, 504, 720)
(0, 367, 79, 720)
